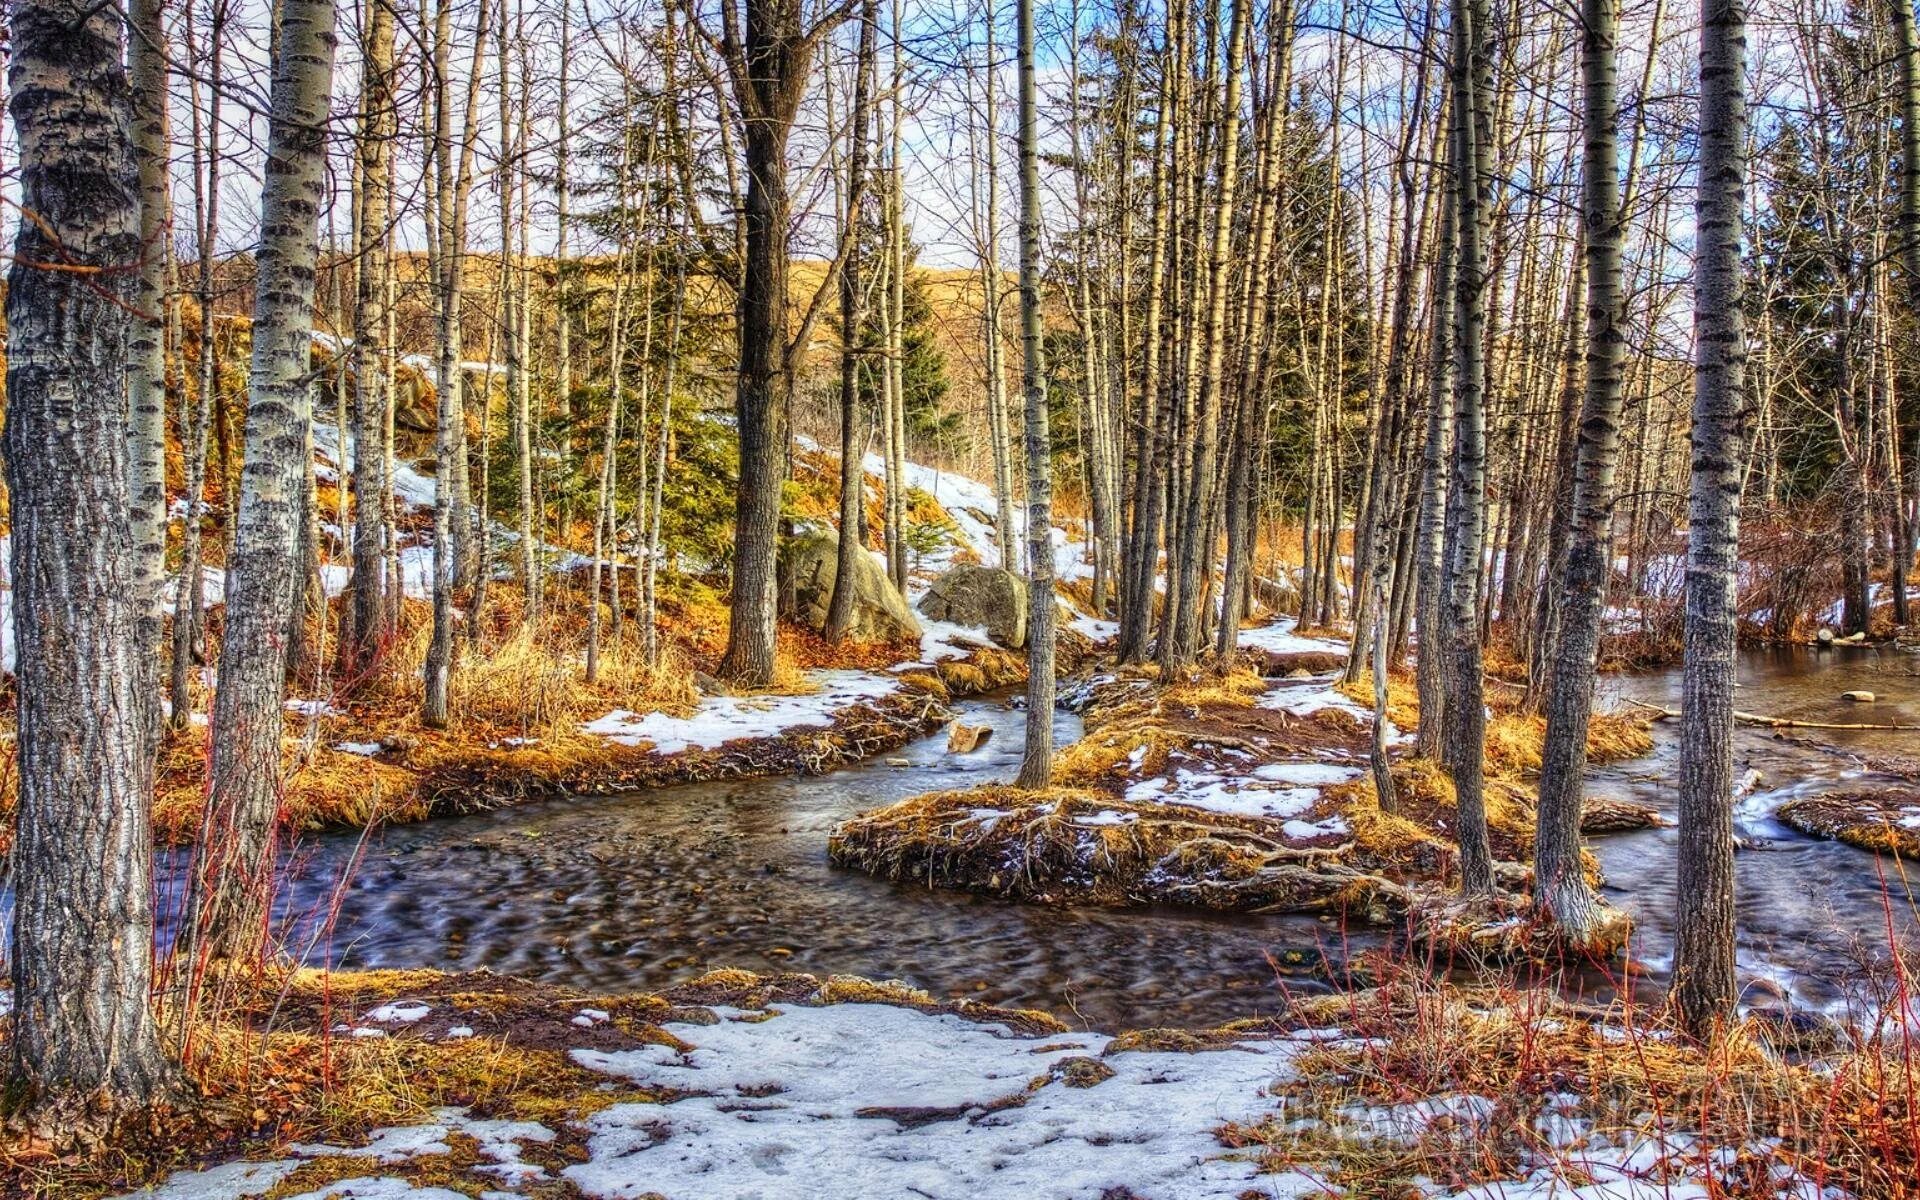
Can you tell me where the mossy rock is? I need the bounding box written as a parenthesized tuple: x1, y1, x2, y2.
(782, 530, 923, 643)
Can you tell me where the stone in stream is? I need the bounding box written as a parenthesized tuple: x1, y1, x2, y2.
(1841, 690, 1876, 702)
(946, 722, 993, 753)
(918, 564, 1028, 649)
(782, 530, 922, 643)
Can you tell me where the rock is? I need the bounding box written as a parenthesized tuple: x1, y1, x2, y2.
(946, 722, 993, 753)
(693, 670, 727, 696)
(917, 564, 1028, 649)
(782, 530, 922, 643)
(1818, 627, 1836, 645)
(1287, 667, 1315, 680)
(1842, 690, 1876, 702)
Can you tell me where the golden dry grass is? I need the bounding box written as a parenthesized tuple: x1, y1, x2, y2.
(1257, 962, 1920, 1199)
(1335, 669, 1653, 779)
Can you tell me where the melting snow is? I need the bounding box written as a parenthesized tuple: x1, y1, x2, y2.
(364, 1001, 431, 1024)
(120, 1003, 1834, 1200)
(581, 671, 900, 754)
(1237, 617, 1348, 659)
(1125, 768, 1324, 824)
(564, 1002, 1306, 1200)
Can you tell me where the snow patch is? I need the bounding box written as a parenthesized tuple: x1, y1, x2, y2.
(581, 671, 900, 754)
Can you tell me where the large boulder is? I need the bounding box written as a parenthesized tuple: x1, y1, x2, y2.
(784, 531, 922, 643)
(918, 564, 1028, 648)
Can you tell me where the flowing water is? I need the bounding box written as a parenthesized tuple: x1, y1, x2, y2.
(168, 649, 1920, 1032)
(1589, 645, 1920, 1018)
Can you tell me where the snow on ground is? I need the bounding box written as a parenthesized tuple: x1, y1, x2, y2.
(1236, 616, 1349, 658)
(1124, 767, 1330, 827)
(311, 421, 440, 513)
(116, 1000, 1832, 1200)
(580, 670, 900, 754)
(1060, 597, 1118, 643)
(1253, 673, 1412, 749)
(566, 1002, 1310, 1200)
(895, 617, 998, 669)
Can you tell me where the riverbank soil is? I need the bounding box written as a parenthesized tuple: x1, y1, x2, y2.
(831, 658, 1659, 929)
(17, 964, 1906, 1200)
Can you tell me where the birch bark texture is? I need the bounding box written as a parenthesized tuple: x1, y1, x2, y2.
(1672, 0, 1750, 1040)
(3, 0, 177, 1139)
(1532, 0, 1629, 945)
(193, 0, 339, 963)
(1015, 0, 1057, 787)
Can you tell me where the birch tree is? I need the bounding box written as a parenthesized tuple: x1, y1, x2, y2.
(1672, 0, 1750, 1040)
(191, 0, 339, 963)
(345, 0, 398, 682)
(825, 0, 880, 643)
(1532, 0, 1630, 946)
(128, 0, 171, 738)
(4, 0, 178, 1140)
(1014, 0, 1055, 787)
(1444, 0, 1495, 894)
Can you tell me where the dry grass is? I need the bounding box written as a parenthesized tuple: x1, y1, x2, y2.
(1778, 790, 1920, 857)
(1335, 668, 1653, 780)
(828, 785, 1407, 914)
(0, 965, 1084, 1198)
(1253, 960, 1920, 1199)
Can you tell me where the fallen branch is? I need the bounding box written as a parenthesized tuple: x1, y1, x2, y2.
(1623, 696, 1920, 731)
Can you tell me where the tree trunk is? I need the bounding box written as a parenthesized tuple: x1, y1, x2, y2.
(1892, 0, 1920, 625)
(4, 0, 177, 1141)
(976, 24, 1018, 565)
(501, 0, 538, 622)
(171, 3, 225, 731)
(345, 0, 396, 683)
(190, 0, 338, 965)
(825, 0, 879, 644)
(127, 0, 170, 752)
(422, 0, 490, 726)
(1116, 0, 1185, 663)
(1533, 0, 1627, 945)
(1672, 0, 1749, 1041)
(717, 0, 817, 687)
(1444, 0, 1495, 894)
(1015, 0, 1056, 788)
(1165, 0, 1250, 668)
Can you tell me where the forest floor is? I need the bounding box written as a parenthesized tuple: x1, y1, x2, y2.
(27, 962, 1910, 1200)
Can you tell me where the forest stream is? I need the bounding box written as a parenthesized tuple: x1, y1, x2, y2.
(155, 648, 1920, 1033)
